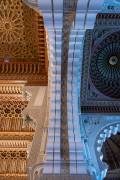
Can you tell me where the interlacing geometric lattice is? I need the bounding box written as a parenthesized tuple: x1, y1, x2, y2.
(0, 151, 27, 159)
(0, 98, 28, 117)
(0, 93, 34, 132)
(0, 0, 46, 63)
(90, 31, 120, 99)
(0, 82, 35, 179)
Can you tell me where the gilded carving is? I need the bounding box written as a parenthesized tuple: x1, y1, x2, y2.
(0, 0, 48, 86)
(0, 0, 46, 62)
(0, 81, 35, 179)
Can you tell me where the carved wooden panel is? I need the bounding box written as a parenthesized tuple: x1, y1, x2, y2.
(0, 81, 35, 179)
(0, 0, 46, 62)
(0, 0, 48, 85)
(0, 61, 47, 85)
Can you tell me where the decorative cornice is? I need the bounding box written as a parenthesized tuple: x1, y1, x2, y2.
(0, 62, 48, 86)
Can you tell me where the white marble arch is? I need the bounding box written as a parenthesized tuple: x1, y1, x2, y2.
(95, 122, 120, 180)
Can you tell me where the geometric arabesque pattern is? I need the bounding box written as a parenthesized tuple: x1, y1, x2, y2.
(90, 32, 120, 99)
(81, 13, 120, 113)
(0, 0, 46, 63)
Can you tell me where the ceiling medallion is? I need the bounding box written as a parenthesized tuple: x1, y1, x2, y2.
(90, 34, 120, 99)
(0, 12, 23, 44)
(109, 56, 118, 66)
(81, 14, 120, 113)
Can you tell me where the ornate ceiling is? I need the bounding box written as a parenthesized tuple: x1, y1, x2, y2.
(0, 0, 48, 85)
(81, 13, 120, 113)
(90, 31, 120, 99)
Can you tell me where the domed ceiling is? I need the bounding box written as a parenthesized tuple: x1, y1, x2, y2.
(90, 32, 120, 99)
(0, 0, 48, 85)
(81, 13, 120, 113)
